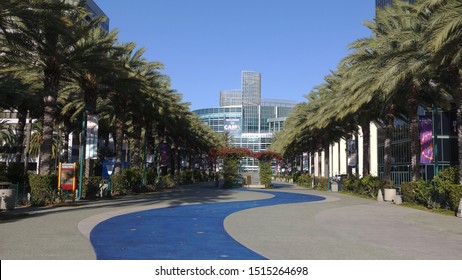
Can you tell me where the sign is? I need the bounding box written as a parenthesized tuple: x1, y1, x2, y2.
(160, 143, 169, 167)
(420, 116, 433, 164)
(86, 115, 98, 159)
(58, 163, 77, 191)
(224, 118, 241, 131)
(241, 133, 274, 139)
(347, 139, 357, 167)
(102, 158, 116, 179)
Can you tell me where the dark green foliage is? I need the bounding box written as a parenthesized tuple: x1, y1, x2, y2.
(314, 177, 328, 191)
(342, 175, 383, 198)
(181, 170, 193, 185)
(223, 158, 239, 188)
(295, 173, 312, 187)
(123, 167, 143, 193)
(415, 180, 437, 209)
(400, 181, 419, 203)
(29, 174, 58, 206)
(433, 167, 462, 211)
(110, 173, 129, 195)
(259, 161, 272, 187)
(83, 176, 101, 199)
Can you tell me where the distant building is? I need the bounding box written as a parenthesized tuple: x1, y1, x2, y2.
(193, 71, 296, 172)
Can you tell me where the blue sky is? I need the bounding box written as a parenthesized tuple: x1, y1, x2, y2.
(96, 0, 376, 110)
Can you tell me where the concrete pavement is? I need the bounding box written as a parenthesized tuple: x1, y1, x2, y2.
(1, 182, 462, 260)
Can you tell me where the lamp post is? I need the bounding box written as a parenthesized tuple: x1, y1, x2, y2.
(106, 163, 114, 198)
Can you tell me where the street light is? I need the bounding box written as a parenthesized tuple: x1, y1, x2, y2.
(106, 162, 114, 198)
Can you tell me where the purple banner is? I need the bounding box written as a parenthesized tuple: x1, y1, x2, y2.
(420, 116, 433, 164)
(160, 143, 169, 167)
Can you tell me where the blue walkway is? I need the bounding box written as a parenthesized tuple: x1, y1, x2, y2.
(90, 189, 325, 260)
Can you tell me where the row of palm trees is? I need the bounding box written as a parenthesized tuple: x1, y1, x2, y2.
(271, 0, 462, 183)
(0, 0, 221, 177)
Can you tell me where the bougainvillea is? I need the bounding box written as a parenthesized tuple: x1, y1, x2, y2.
(252, 150, 281, 162)
(217, 147, 252, 160)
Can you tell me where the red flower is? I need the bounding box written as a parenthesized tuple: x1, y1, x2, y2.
(253, 150, 281, 162)
(217, 147, 252, 159)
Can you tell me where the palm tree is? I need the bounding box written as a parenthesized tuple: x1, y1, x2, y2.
(426, 0, 462, 182)
(0, 0, 112, 174)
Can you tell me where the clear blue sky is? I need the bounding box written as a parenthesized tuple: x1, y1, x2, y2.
(96, 0, 376, 110)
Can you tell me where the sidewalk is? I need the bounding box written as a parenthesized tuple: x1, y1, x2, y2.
(1, 182, 462, 260)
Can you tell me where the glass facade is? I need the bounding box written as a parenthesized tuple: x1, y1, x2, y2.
(220, 89, 242, 107)
(376, 0, 414, 9)
(377, 109, 458, 186)
(194, 71, 296, 171)
(242, 71, 261, 106)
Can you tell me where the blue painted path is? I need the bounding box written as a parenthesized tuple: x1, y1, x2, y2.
(90, 189, 325, 260)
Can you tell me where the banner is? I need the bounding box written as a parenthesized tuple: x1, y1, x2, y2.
(347, 139, 357, 167)
(420, 116, 433, 164)
(86, 115, 99, 159)
(224, 118, 241, 137)
(160, 143, 169, 167)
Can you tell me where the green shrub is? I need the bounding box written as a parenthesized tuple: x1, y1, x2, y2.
(29, 174, 58, 206)
(180, 170, 193, 185)
(123, 167, 143, 193)
(432, 166, 462, 211)
(342, 175, 361, 193)
(223, 158, 239, 187)
(314, 177, 328, 191)
(161, 174, 176, 188)
(360, 175, 382, 198)
(145, 168, 158, 186)
(400, 181, 418, 203)
(83, 176, 101, 199)
(415, 180, 438, 209)
(110, 173, 129, 195)
(442, 184, 462, 211)
(259, 161, 272, 188)
(296, 173, 312, 187)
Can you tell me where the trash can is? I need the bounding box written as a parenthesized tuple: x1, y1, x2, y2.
(0, 189, 16, 210)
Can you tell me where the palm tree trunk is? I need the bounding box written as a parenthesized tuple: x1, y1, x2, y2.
(408, 86, 421, 181)
(449, 72, 462, 184)
(384, 104, 395, 182)
(15, 109, 27, 163)
(39, 74, 59, 175)
(132, 124, 142, 168)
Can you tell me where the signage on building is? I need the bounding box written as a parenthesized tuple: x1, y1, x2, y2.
(241, 133, 274, 139)
(224, 118, 241, 131)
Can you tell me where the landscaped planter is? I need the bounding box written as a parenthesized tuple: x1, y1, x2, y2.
(384, 188, 396, 202)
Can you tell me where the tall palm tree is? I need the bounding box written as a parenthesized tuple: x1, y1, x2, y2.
(426, 0, 462, 182)
(0, 0, 111, 174)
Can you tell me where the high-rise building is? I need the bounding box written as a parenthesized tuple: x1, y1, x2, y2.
(241, 71, 261, 106)
(376, 0, 414, 9)
(66, 0, 109, 31)
(83, 0, 109, 31)
(193, 71, 296, 172)
(220, 89, 242, 107)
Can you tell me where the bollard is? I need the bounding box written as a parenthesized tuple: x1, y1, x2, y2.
(457, 198, 462, 218)
(377, 189, 384, 202)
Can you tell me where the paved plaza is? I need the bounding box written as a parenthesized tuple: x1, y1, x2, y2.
(1, 182, 462, 260)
